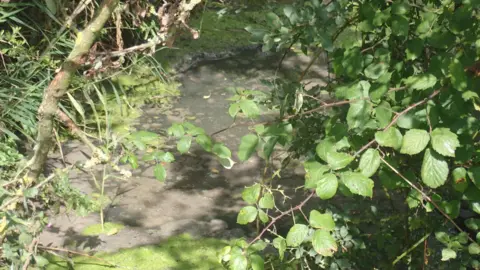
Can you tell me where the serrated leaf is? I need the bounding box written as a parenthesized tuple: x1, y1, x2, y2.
(316, 138, 336, 161)
(359, 149, 381, 177)
(404, 74, 437, 90)
(441, 248, 456, 261)
(153, 164, 166, 182)
(238, 134, 258, 161)
(309, 210, 335, 230)
(286, 224, 309, 247)
(273, 238, 286, 260)
(326, 152, 354, 170)
(250, 254, 264, 270)
(312, 230, 338, 257)
(364, 62, 388, 80)
(237, 206, 258, 225)
(375, 101, 392, 128)
(315, 174, 338, 200)
(421, 148, 449, 188)
(259, 193, 274, 209)
(196, 134, 213, 152)
(239, 100, 260, 118)
(177, 136, 192, 154)
(400, 129, 430, 155)
(242, 184, 261, 204)
(375, 127, 403, 149)
(431, 128, 459, 157)
(304, 161, 330, 189)
(213, 143, 231, 159)
(340, 172, 374, 198)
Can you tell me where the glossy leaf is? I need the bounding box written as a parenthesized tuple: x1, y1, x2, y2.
(315, 173, 338, 200)
(404, 74, 437, 90)
(237, 206, 258, 225)
(375, 127, 403, 149)
(359, 149, 381, 177)
(213, 143, 231, 159)
(340, 172, 374, 198)
(326, 152, 354, 170)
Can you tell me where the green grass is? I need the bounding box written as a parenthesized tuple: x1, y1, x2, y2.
(82, 222, 125, 236)
(47, 234, 228, 270)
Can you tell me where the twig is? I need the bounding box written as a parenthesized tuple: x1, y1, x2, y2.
(248, 191, 316, 246)
(392, 232, 430, 265)
(37, 245, 118, 267)
(380, 156, 475, 243)
(355, 89, 441, 156)
(22, 238, 38, 270)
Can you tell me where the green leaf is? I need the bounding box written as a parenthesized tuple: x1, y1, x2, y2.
(431, 128, 459, 157)
(237, 206, 258, 225)
(468, 167, 480, 190)
(304, 161, 330, 189)
(375, 127, 403, 149)
(213, 143, 231, 159)
(259, 193, 274, 209)
(421, 148, 449, 188)
(469, 243, 480, 255)
(266, 12, 281, 28)
(391, 15, 409, 36)
(400, 129, 430, 155)
(168, 123, 185, 137)
(19, 232, 32, 245)
(23, 187, 38, 198)
(359, 149, 381, 177)
(312, 230, 338, 257)
(242, 184, 261, 204)
(406, 189, 422, 208)
(177, 136, 192, 154)
(316, 138, 336, 162)
(440, 200, 460, 219)
(286, 224, 309, 247)
(405, 38, 424, 61)
(441, 248, 456, 261)
(435, 231, 450, 245)
(326, 152, 354, 170)
(258, 209, 268, 223)
(465, 218, 480, 230)
(273, 237, 286, 260)
(342, 47, 363, 78)
(347, 100, 370, 130)
(239, 100, 260, 118)
(450, 59, 468, 91)
(404, 74, 437, 90)
(452, 167, 468, 192)
(340, 172, 374, 198)
(250, 254, 264, 270)
(196, 134, 213, 152)
(309, 210, 335, 231)
(34, 255, 49, 267)
(229, 103, 241, 118)
(238, 134, 258, 161)
(364, 62, 388, 80)
(375, 101, 392, 128)
(392, 1, 410, 15)
(315, 174, 338, 200)
(263, 137, 278, 160)
(230, 254, 248, 270)
(153, 164, 166, 182)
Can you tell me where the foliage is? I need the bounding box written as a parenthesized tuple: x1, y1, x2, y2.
(210, 0, 480, 269)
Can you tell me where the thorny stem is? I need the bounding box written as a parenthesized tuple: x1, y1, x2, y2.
(380, 156, 475, 243)
(248, 191, 316, 246)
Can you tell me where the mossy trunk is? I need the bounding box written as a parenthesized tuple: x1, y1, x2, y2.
(28, 0, 119, 180)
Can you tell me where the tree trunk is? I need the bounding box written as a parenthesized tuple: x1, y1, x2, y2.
(27, 0, 119, 180)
